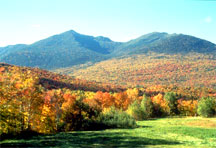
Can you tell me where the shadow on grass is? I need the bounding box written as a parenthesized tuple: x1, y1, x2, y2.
(1, 131, 180, 147)
(0, 130, 42, 141)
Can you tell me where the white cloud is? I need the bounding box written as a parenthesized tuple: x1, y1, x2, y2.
(204, 16, 212, 23)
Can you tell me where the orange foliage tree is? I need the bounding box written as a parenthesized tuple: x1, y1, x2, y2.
(114, 91, 131, 110)
(177, 99, 198, 116)
(151, 93, 170, 116)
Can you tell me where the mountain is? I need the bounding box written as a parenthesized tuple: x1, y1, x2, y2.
(111, 32, 169, 56)
(0, 30, 121, 70)
(0, 30, 216, 70)
(112, 32, 216, 56)
(0, 44, 27, 59)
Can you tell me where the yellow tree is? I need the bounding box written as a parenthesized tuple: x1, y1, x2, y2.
(0, 66, 44, 134)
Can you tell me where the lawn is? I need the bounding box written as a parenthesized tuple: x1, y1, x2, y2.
(1, 117, 216, 148)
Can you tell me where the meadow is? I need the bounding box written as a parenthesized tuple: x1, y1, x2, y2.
(1, 117, 216, 148)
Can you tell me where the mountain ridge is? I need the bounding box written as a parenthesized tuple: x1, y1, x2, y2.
(0, 30, 215, 70)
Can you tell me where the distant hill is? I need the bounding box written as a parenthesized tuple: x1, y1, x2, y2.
(0, 30, 216, 70)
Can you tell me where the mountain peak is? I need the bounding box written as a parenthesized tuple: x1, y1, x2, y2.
(63, 30, 79, 35)
(138, 32, 169, 39)
(148, 32, 168, 35)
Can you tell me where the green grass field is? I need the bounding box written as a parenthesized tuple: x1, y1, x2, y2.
(1, 117, 216, 148)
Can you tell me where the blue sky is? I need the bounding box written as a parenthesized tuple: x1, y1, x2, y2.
(0, 0, 215, 47)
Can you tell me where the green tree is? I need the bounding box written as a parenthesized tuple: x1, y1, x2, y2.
(140, 94, 154, 118)
(197, 97, 216, 117)
(164, 92, 179, 115)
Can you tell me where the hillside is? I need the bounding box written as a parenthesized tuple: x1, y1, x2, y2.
(55, 53, 216, 89)
(0, 30, 216, 70)
(0, 63, 124, 92)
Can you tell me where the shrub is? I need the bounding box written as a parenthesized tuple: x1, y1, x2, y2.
(197, 97, 216, 117)
(127, 100, 146, 120)
(99, 107, 137, 129)
(62, 99, 101, 131)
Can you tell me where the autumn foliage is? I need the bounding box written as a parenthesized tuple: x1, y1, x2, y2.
(0, 64, 216, 137)
(63, 54, 216, 89)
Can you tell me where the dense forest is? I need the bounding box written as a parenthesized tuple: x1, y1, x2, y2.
(1, 63, 215, 138)
(55, 53, 216, 89)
